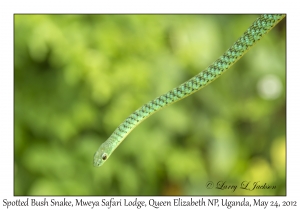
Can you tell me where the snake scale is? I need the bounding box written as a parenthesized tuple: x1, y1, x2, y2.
(94, 14, 285, 167)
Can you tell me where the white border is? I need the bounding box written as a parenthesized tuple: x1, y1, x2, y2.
(1, 0, 299, 209)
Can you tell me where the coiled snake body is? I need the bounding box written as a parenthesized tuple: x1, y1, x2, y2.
(94, 14, 285, 167)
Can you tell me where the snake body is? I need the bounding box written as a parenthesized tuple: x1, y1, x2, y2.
(94, 14, 285, 167)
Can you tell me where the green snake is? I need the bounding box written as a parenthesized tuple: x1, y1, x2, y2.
(94, 14, 285, 167)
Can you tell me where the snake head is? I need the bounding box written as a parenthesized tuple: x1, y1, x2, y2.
(94, 135, 119, 167)
(93, 149, 108, 167)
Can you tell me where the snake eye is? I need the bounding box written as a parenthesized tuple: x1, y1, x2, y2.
(102, 153, 107, 161)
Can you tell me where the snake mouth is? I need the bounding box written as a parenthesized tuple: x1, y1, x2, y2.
(93, 158, 101, 167)
(93, 162, 100, 167)
(93, 151, 101, 167)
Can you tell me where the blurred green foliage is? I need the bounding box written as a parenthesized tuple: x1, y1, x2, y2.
(14, 14, 286, 195)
